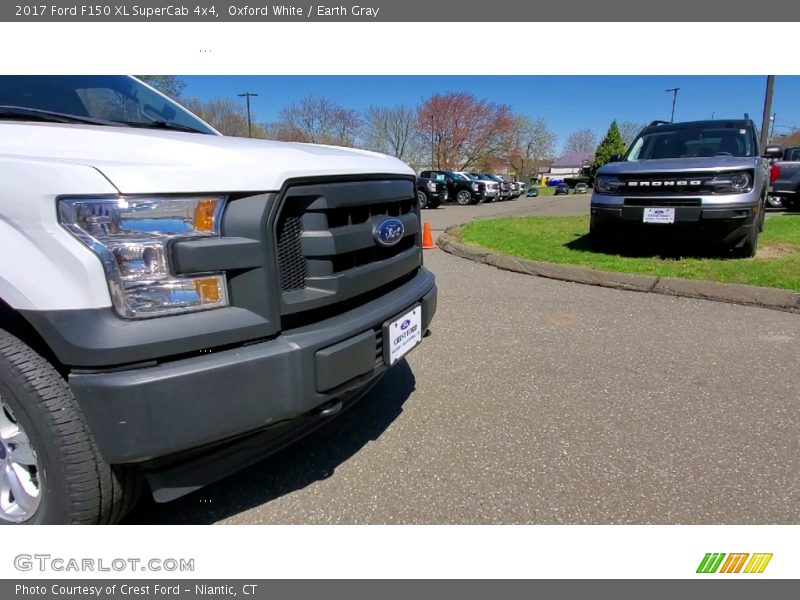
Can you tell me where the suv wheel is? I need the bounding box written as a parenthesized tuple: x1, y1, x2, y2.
(456, 190, 473, 206)
(589, 221, 614, 252)
(0, 329, 141, 524)
(731, 216, 759, 258)
(417, 191, 429, 209)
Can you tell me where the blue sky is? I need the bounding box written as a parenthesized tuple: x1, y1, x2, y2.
(181, 76, 800, 153)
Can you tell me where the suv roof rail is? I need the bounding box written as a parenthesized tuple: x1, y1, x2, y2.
(647, 120, 671, 127)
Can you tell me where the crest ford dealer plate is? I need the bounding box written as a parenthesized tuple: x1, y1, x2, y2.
(383, 305, 422, 366)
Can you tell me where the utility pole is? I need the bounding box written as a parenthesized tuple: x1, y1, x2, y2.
(759, 76, 775, 150)
(238, 92, 258, 137)
(665, 87, 680, 123)
(430, 114, 435, 170)
(769, 112, 776, 145)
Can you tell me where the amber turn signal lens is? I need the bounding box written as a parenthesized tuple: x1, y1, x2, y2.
(194, 199, 218, 232)
(193, 277, 222, 303)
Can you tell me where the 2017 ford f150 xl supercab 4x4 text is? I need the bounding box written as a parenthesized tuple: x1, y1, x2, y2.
(0, 76, 437, 524)
(590, 119, 779, 257)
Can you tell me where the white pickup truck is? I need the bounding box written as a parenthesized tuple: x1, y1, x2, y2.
(0, 75, 436, 524)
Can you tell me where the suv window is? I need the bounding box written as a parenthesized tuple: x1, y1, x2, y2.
(626, 125, 754, 160)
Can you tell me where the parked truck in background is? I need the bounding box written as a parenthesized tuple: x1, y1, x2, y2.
(419, 170, 487, 205)
(768, 146, 800, 212)
(0, 75, 437, 524)
(416, 175, 448, 209)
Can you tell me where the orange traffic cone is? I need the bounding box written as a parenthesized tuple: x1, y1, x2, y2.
(422, 221, 436, 250)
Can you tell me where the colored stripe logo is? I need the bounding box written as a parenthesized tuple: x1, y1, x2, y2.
(697, 553, 773, 574)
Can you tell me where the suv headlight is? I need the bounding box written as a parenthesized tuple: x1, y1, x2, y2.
(427, 180, 437, 192)
(59, 196, 228, 319)
(472, 182, 480, 192)
(711, 171, 753, 194)
(594, 176, 623, 194)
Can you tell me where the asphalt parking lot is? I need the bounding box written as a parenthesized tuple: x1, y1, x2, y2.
(128, 196, 800, 525)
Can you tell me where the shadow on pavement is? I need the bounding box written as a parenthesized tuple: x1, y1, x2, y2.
(124, 360, 416, 524)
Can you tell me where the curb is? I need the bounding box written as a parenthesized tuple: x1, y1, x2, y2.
(436, 226, 800, 314)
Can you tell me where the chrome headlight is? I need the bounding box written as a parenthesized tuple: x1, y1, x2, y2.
(710, 171, 753, 194)
(427, 180, 437, 192)
(594, 176, 623, 194)
(472, 183, 480, 192)
(59, 196, 228, 319)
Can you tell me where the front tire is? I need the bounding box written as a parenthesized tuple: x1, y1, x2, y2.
(456, 190, 473, 206)
(731, 216, 760, 258)
(417, 191, 429, 210)
(0, 329, 141, 524)
(589, 221, 615, 252)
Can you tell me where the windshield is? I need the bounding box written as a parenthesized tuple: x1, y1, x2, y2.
(0, 75, 216, 134)
(626, 125, 754, 160)
(451, 172, 469, 181)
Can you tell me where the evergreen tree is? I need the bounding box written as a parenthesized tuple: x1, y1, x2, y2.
(591, 120, 627, 175)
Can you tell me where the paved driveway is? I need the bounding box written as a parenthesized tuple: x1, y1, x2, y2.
(128, 197, 799, 524)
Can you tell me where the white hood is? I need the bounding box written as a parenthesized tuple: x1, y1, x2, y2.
(1, 122, 414, 194)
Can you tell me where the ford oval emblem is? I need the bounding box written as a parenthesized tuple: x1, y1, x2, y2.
(400, 319, 411, 330)
(373, 218, 405, 247)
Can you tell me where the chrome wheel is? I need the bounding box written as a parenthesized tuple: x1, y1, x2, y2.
(456, 190, 472, 206)
(0, 399, 41, 522)
(417, 191, 428, 209)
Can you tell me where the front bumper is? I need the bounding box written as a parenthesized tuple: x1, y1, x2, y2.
(69, 267, 436, 466)
(590, 201, 758, 243)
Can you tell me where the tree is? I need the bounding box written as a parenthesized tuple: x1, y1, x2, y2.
(180, 97, 267, 138)
(591, 120, 628, 175)
(417, 92, 514, 170)
(276, 95, 361, 146)
(136, 76, 185, 100)
(564, 128, 597, 154)
(506, 116, 556, 181)
(773, 129, 800, 148)
(361, 104, 423, 165)
(618, 121, 647, 147)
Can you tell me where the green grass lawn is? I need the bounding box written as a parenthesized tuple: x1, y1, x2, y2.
(458, 215, 800, 291)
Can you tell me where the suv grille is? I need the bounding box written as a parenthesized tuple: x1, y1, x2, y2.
(274, 178, 421, 316)
(614, 173, 723, 196)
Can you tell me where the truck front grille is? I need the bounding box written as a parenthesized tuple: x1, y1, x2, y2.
(624, 198, 702, 207)
(276, 214, 308, 291)
(273, 178, 421, 316)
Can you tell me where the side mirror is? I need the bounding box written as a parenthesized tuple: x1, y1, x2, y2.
(763, 146, 783, 159)
(609, 154, 623, 163)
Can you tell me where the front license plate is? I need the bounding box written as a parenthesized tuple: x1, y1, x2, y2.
(643, 207, 675, 224)
(384, 306, 422, 366)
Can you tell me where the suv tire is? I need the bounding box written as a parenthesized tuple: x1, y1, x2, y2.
(0, 329, 141, 524)
(731, 216, 760, 259)
(417, 191, 429, 209)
